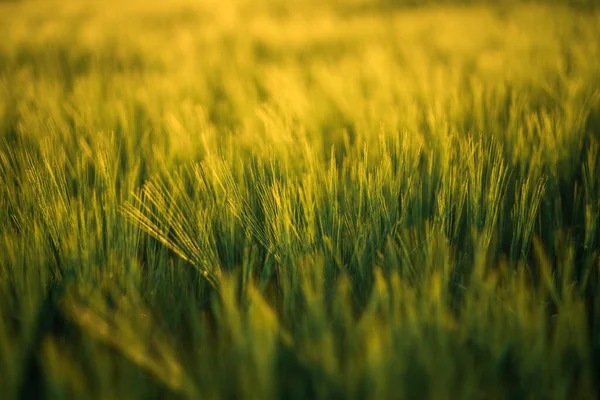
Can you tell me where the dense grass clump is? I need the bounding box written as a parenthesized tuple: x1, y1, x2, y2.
(1, 0, 599, 398)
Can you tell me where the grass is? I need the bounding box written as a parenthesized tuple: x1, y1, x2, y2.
(0, 0, 599, 398)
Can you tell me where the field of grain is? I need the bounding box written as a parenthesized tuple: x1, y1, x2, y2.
(1, 0, 599, 398)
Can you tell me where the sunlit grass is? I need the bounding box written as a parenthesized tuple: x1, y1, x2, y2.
(0, 0, 599, 398)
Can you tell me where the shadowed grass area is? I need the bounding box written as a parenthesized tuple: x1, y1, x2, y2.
(0, 0, 599, 398)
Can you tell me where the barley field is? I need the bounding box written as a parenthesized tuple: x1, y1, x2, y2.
(0, 0, 599, 398)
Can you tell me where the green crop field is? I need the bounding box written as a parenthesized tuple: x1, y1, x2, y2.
(1, 0, 599, 398)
